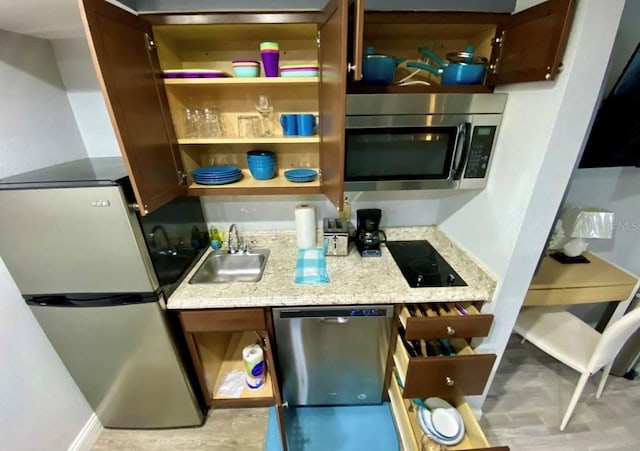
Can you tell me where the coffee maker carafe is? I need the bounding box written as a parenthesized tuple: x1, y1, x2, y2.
(355, 208, 387, 257)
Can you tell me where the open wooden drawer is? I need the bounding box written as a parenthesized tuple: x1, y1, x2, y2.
(399, 302, 494, 341)
(389, 302, 506, 450)
(389, 372, 508, 451)
(395, 303, 496, 398)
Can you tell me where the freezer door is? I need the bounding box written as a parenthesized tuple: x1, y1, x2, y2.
(30, 299, 204, 428)
(0, 186, 157, 294)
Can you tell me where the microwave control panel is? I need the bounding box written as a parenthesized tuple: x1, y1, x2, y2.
(464, 126, 497, 179)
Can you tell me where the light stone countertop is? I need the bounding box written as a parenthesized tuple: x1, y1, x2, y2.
(167, 226, 496, 309)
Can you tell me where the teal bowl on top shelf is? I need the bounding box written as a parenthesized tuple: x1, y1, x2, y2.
(233, 66, 260, 77)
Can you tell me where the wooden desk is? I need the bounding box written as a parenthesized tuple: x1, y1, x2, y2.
(524, 252, 640, 325)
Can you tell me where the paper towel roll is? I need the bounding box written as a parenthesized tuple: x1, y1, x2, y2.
(295, 204, 316, 249)
(242, 343, 265, 390)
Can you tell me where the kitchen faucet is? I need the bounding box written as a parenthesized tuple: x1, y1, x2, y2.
(228, 224, 241, 254)
(151, 225, 175, 255)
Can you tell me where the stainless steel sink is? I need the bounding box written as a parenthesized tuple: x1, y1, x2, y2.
(188, 249, 270, 284)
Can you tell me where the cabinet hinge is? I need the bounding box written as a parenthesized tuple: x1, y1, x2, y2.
(177, 170, 188, 185)
(316, 31, 320, 48)
(489, 59, 499, 75)
(129, 203, 149, 215)
(491, 31, 504, 47)
(145, 32, 157, 51)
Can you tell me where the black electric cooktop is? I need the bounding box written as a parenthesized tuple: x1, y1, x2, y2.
(385, 240, 467, 288)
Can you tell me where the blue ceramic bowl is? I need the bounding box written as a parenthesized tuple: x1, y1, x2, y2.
(249, 164, 276, 180)
(247, 150, 275, 157)
(247, 154, 275, 160)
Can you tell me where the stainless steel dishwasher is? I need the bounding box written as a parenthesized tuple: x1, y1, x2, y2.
(273, 305, 393, 406)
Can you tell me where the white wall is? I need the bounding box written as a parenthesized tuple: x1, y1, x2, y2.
(438, 0, 625, 409)
(602, 0, 640, 97)
(199, 190, 480, 231)
(0, 30, 87, 177)
(0, 259, 95, 451)
(0, 29, 97, 450)
(51, 37, 121, 158)
(556, 0, 640, 323)
(565, 168, 640, 276)
(562, 0, 640, 277)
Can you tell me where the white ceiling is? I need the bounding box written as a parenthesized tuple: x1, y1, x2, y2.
(0, 0, 84, 39)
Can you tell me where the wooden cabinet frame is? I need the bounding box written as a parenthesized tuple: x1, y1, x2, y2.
(178, 307, 288, 450)
(81, 0, 347, 214)
(348, 0, 576, 93)
(81, 0, 575, 215)
(387, 302, 508, 451)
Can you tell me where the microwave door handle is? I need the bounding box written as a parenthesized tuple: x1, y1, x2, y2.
(451, 123, 470, 179)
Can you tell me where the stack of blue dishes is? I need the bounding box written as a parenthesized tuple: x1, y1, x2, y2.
(192, 165, 242, 185)
(284, 168, 317, 183)
(247, 150, 276, 180)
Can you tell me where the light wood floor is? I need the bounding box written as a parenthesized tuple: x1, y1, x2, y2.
(479, 334, 640, 451)
(93, 334, 640, 450)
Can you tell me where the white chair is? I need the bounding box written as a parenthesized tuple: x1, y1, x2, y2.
(514, 305, 640, 431)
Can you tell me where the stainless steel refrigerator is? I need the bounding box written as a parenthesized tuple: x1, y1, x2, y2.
(0, 157, 207, 429)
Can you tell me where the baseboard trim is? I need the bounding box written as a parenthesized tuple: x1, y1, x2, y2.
(68, 413, 102, 451)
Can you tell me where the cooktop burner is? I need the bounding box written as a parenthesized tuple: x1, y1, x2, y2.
(386, 240, 467, 288)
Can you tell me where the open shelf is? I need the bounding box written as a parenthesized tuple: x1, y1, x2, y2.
(179, 136, 319, 145)
(347, 83, 493, 94)
(188, 168, 322, 196)
(164, 76, 318, 86)
(210, 331, 274, 403)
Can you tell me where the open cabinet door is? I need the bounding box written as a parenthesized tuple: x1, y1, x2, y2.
(79, 0, 185, 215)
(318, 0, 348, 211)
(486, 0, 576, 86)
(347, 0, 364, 82)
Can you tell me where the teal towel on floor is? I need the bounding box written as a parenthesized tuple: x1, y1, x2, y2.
(264, 404, 399, 451)
(295, 247, 330, 285)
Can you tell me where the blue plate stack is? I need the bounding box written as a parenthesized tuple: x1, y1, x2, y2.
(192, 165, 243, 185)
(284, 168, 318, 183)
(247, 150, 277, 180)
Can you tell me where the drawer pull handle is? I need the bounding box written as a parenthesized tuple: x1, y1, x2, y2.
(446, 326, 456, 336)
(446, 377, 455, 387)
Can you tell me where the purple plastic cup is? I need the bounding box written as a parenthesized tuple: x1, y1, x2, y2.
(261, 50, 280, 77)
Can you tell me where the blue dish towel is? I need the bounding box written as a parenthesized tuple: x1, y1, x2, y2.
(295, 246, 330, 285)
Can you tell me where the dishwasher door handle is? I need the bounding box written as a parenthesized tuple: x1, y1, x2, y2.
(321, 317, 350, 324)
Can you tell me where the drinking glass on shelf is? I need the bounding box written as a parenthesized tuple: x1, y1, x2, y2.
(202, 107, 223, 138)
(183, 107, 204, 138)
(255, 95, 274, 137)
(237, 115, 260, 139)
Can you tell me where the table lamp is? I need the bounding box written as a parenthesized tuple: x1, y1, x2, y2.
(551, 206, 614, 263)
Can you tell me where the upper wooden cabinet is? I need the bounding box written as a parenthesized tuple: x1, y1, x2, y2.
(488, 0, 576, 86)
(80, 0, 347, 213)
(348, 0, 576, 93)
(81, 0, 186, 215)
(79, 0, 574, 214)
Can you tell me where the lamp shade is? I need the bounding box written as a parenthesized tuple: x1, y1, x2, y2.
(561, 206, 614, 239)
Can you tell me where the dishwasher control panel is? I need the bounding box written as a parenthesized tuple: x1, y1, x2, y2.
(278, 307, 390, 318)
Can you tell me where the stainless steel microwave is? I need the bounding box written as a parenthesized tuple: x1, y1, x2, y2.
(344, 93, 507, 191)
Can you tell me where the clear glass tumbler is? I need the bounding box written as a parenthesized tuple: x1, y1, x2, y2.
(237, 115, 260, 139)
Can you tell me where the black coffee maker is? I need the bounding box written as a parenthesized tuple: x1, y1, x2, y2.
(355, 208, 387, 257)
